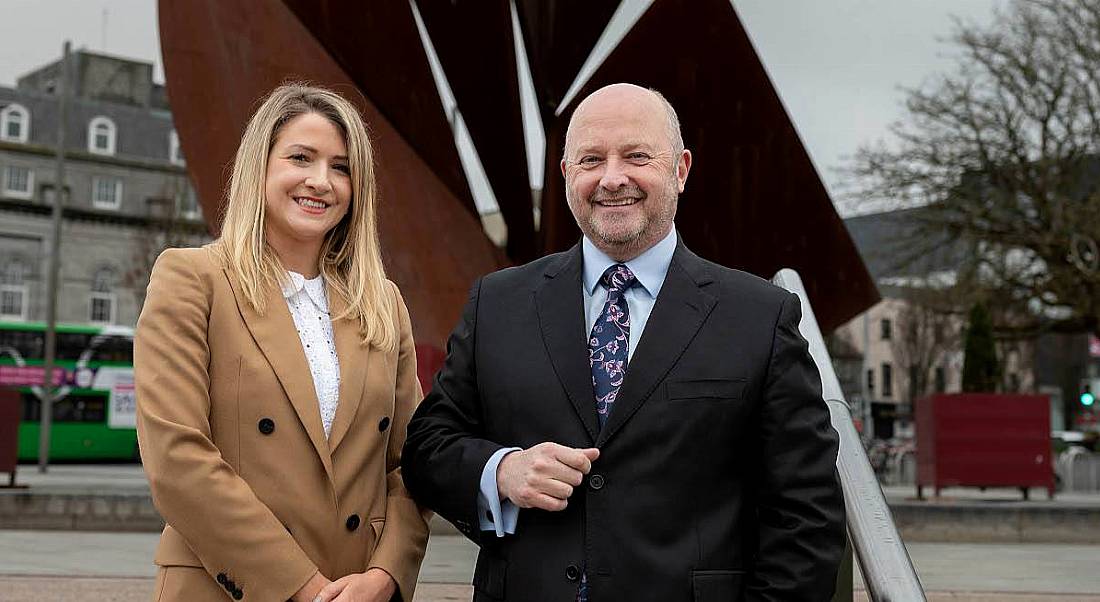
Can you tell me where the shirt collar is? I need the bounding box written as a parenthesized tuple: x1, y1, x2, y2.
(281, 271, 329, 311)
(582, 227, 677, 299)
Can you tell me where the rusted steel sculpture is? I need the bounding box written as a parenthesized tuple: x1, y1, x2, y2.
(532, 0, 878, 329)
(159, 0, 878, 367)
(158, 0, 499, 356)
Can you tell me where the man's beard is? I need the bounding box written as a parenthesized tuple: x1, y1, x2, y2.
(586, 184, 648, 245)
(578, 181, 677, 250)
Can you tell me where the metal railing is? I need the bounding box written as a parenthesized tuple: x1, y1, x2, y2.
(772, 269, 926, 602)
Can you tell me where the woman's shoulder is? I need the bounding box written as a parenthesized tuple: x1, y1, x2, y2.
(154, 243, 225, 274)
(384, 278, 408, 304)
(383, 278, 411, 320)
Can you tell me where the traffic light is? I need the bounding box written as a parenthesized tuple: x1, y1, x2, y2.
(1082, 380, 1096, 407)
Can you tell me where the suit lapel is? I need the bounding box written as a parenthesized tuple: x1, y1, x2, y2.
(534, 245, 600, 443)
(224, 268, 335, 482)
(326, 286, 370, 451)
(598, 242, 717, 446)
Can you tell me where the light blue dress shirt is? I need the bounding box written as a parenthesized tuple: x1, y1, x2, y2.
(477, 228, 678, 536)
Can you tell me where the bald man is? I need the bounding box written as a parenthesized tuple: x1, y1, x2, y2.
(403, 84, 845, 601)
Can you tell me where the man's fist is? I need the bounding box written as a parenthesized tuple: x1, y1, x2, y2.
(497, 442, 600, 511)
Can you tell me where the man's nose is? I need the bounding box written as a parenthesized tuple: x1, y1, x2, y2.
(598, 157, 629, 190)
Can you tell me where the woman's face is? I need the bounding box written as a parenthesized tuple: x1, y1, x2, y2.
(263, 111, 352, 254)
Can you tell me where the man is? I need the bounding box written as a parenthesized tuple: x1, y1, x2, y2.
(402, 83, 845, 601)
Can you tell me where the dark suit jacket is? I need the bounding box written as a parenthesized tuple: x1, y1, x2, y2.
(402, 239, 845, 601)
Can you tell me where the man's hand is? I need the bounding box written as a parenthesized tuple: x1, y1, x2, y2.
(314, 568, 396, 602)
(291, 570, 331, 602)
(497, 443, 600, 511)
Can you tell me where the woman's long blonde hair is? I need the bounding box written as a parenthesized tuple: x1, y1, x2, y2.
(217, 82, 395, 351)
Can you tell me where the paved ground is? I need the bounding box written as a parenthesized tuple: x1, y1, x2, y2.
(1, 530, 1099, 601)
(0, 531, 477, 601)
(14, 464, 1100, 504)
(0, 578, 474, 602)
(4, 465, 1099, 600)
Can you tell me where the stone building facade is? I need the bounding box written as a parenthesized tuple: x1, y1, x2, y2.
(0, 50, 207, 328)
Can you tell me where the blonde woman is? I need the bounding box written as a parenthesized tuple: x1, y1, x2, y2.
(136, 83, 428, 602)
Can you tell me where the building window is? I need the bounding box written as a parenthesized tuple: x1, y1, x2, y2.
(0, 259, 28, 320)
(91, 176, 123, 210)
(169, 129, 185, 166)
(88, 116, 117, 155)
(89, 267, 115, 324)
(0, 103, 30, 143)
(935, 366, 946, 393)
(178, 184, 200, 219)
(866, 368, 875, 397)
(2, 165, 34, 199)
(881, 318, 892, 340)
(882, 363, 893, 398)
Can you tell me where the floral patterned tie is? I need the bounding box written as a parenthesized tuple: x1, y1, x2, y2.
(589, 264, 636, 429)
(578, 264, 635, 602)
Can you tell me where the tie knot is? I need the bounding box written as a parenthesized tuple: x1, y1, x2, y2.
(601, 264, 637, 293)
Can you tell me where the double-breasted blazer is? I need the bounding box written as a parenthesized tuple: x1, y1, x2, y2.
(402, 239, 845, 601)
(135, 245, 428, 601)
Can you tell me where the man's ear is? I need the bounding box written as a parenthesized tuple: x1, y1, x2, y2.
(560, 158, 568, 178)
(677, 149, 693, 193)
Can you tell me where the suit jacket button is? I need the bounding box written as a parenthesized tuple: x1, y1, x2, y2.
(589, 474, 605, 490)
(257, 418, 275, 435)
(216, 573, 227, 585)
(378, 416, 391, 432)
(346, 514, 361, 531)
(232, 588, 243, 600)
(565, 564, 580, 582)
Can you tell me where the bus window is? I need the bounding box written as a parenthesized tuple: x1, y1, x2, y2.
(0, 329, 44, 359)
(56, 332, 94, 361)
(89, 336, 134, 363)
(19, 393, 107, 423)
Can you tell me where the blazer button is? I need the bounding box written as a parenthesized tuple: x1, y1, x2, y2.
(232, 588, 243, 600)
(565, 564, 580, 582)
(346, 514, 361, 531)
(216, 573, 227, 585)
(378, 416, 391, 432)
(589, 474, 605, 490)
(257, 418, 275, 435)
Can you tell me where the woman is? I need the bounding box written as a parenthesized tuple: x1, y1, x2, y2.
(136, 83, 428, 602)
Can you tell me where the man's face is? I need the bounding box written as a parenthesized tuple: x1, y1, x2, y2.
(561, 86, 691, 261)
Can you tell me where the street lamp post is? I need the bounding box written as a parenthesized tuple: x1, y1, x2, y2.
(38, 41, 70, 473)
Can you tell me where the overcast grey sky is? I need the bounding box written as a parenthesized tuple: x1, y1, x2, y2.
(0, 0, 1005, 214)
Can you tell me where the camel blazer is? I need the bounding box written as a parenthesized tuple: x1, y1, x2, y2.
(135, 245, 429, 601)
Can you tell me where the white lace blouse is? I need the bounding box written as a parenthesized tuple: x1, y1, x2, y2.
(281, 271, 341, 438)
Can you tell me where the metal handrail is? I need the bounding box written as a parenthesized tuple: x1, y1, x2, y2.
(772, 268, 926, 602)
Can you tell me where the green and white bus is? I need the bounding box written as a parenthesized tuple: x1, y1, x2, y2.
(0, 321, 137, 461)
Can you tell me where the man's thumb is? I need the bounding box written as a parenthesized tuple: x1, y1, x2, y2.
(580, 447, 600, 461)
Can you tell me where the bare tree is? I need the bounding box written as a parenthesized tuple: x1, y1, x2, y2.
(123, 176, 209, 308)
(890, 288, 961, 401)
(848, 0, 1100, 335)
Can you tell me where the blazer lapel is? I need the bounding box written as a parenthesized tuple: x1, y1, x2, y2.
(326, 286, 370, 451)
(598, 242, 717, 446)
(224, 269, 335, 482)
(534, 245, 600, 443)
